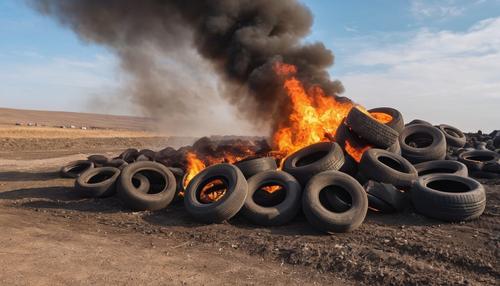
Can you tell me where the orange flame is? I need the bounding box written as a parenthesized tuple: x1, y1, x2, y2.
(184, 152, 206, 188)
(344, 140, 371, 163)
(369, 112, 393, 124)
(261, 185, 282, 194)
(199, 179, 227, 203)
(272, 62, 354, 155)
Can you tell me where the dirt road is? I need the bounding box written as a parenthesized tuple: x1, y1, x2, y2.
(0, 136, 498, 285)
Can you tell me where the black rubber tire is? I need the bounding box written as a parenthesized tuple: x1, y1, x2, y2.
(234, 157, 277, 179)
(405, 119, 432, 127)
(364, 181, 407, 212)
(334, 121, 367, 172)
(139, 149, 157, 160)
(60, 160, 94, 178)
(168, 167, 185, 202)
(368, 107, 404, 133)
(241, 170, 301, 226)
(302, 170, 368, 233)
(87, 155, 109, 167)
(387, 140, 401, 155)
(411, 174, 486, 221)
(118, 161, 177, 211)
(120, 148, 140, 163)
(282, 142, 345, 187)
(494, 136, 500, 148)
(358, 148, 417, 188)
(458, 150, 499, 172)
(399, 124, 447, 164)
(345, 107, 399, 148)
(414, 160, 468, 177)
(106, 158, 128, 170)
(75, 167, 121, 198)
(437, 124, 466, 148)
(184, 164, 248, 223)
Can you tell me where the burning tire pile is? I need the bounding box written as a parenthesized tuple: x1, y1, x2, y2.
(60, 106, 498, 233)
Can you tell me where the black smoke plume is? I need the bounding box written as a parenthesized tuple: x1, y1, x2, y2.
(31, 0, 344, 135)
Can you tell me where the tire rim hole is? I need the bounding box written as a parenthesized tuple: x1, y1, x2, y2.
(405, 132, 433, 148)
(137, 170, 166, 194)
(68, 164, 90, 175)
(464, 155, 495, 162)
(296, 150, 328, 167)
(427, 180, 471, 193)
(378, 156, 406, 172)
(418, 167, 455, 176)
(197, 178, 227, 204)
(253, 184, 286, 207)
(88, 171, 114, 184)
(319, 186, 352, 213)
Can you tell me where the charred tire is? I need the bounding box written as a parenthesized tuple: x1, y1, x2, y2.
(458, 150, 499, 172)
(302, 171, 368, 233)
(75, 167, 120, 198)
(283, 142, 345, 187)
(118, 161, 177, 211)
(241, 170, 301, 226)
(437, 124, 466, 148)
(60, 160, 94, 178)
(399, 124, 447, 164)
(414, 160, 468, 177)
(184, 164, 248, 223)
(131, 173, 151, 194)
(234, 157, 277, 179)
(364, 181, 407, 213)
(345, 107, 398, 148)
(411, 174, 486, 221)
(120, 148, 140, 163)
(368, 107, 404, 133)
(87, 155, 109, 167)
(168, 167, 185, 202)
(359, 148, 417, 187)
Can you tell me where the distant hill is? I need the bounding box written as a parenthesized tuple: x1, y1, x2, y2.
(0, 107, 155, 131)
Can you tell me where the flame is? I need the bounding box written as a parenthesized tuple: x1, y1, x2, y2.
(344, 140, 371, 163)
(272, 62, 354, 155)
(199, 179, 226, 203)
(261, 185, 282, 194)
(184, 152, 206, 188)
(369, 112, 393, 124)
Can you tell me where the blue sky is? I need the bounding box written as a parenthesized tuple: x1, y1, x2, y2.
(0, 0, 499, 133)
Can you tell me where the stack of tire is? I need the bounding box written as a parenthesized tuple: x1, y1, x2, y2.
(59, 106, 491, 233)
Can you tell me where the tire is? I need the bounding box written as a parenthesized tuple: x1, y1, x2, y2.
(358, 148, 417, 188)
(184, 163, 248, 223)
(118, 161, 177, 211)
(282, 142, 345, 187)
(494, 136, 500, 148)
(345, 107, 398, 148)
(414, 160, 468, 177)
(139, 149, 156, 160)
(87, 154, 109, 167)
(387, 140, 401, 155)
(106, 158, 128, 170)
(60, 160, 94, 178)
(120, 148, 140, 163)
(168, 167, 185, 202)
(302, 170, 368, 233)
(368, 107, 404, 133)
(75, 167, 121, 198)
(241, 170, 301, 226)
(399, 124, 447, 164)
(437, 124, 466, 148)
(364, 181, 407, 212)
(411, 174, 486, 221)
(458, 150, 499, 172)
(234, 156, 277, 179)
(131, 173, 151, 194)
(405, 119, 432, 127)
(334, 121, 368, 168)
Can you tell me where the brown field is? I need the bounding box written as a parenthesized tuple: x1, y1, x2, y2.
(0, 108, 498, 285)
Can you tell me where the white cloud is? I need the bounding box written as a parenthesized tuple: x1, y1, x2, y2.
(410, 0, 465, 20)
(337, 17, 500, 132)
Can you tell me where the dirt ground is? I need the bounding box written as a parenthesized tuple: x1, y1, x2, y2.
(0, 126, 498, 285)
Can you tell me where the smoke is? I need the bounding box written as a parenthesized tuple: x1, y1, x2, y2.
(31, 0, 344, 135)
